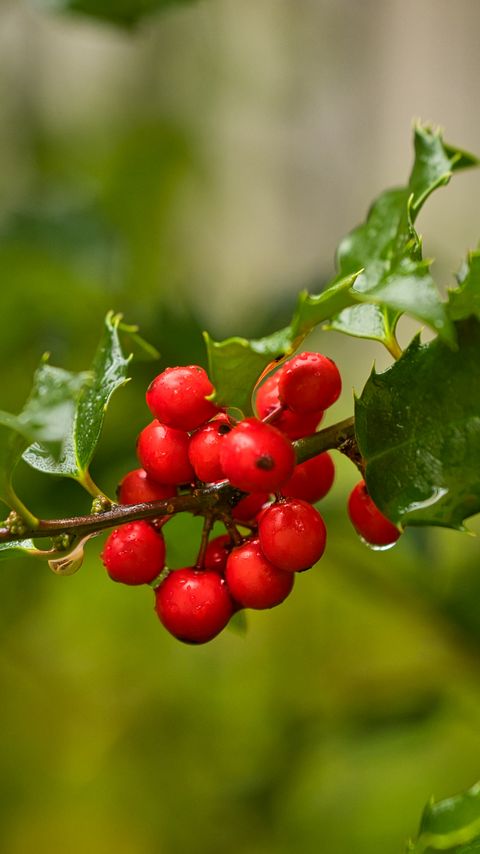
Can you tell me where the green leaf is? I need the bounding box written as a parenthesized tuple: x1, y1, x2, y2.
(204, 327, 294, 416)
(289, 272, 362, 339)
(355, 318, 480, 529)
(409, 781, 480, 852)
(74, 312, 131, 473)
(23, 312, 131, 481)
(329, 126, 477, 347)
(0, 361, 87, 507)
(448, 248, 480, 322)
(0, 540, 37, 560)
(37, 0, 199, 27)
(205, 271, 360, 414)
(409, 125, 478, 215)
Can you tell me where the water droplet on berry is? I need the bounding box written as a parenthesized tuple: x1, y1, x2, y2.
(358, 535, 398, 552)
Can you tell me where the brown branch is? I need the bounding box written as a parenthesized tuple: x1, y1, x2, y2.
(0, 417, 359, 547)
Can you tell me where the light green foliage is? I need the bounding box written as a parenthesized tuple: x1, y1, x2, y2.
(0, 361, 88, 508)
(329, 126, 477, 347)
(409, 782, 480, 852)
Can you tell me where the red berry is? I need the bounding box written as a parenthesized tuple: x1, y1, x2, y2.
(146, 365, 219, 431)
(256, 373, 323, 439)
(347, 480, 401, 547)
(232, 491, 271, 523)
(155, 568, 234, 643)
(220, 418, 295, 493)
(137, 420, 194, 485)
(118, 468, 176, 505)
(279, 352, 341, 413)
(258, 498, 326, 572)
(280, 453, 335, 503)
(204, 534, 232, 573)
(225, 538, 294, 609)
(188, 414, 231, 482)
(102, 521, 166, 585)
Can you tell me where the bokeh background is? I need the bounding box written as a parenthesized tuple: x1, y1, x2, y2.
(1, 1, 480, 851)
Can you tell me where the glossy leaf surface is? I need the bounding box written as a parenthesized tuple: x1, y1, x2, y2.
(356, 318, 480, 529)
(329, 126, 477, 346)
(23, 313, 132, 481)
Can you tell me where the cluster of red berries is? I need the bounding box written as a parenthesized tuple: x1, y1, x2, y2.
(101, 353, 401, 644)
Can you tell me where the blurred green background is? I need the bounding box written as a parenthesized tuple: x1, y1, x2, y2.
(1, 1, 480, 851)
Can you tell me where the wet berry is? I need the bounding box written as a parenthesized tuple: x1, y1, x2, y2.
(204, 534, 232, 573)
(220, 418, 295, 493)
(225, 538, 294, 609)
(279, 352, 341, 413)
(137, 420, 194, 485)
(188, 414, 231, 482)
(258, 498, 327, 572)
(102, 521, 166, 585)
(347, 480, 401, 547)
(256, 373, 323, 439)
(146, 365, 219, 431)
(280, 453, 335, 503)
(155, 568, 234, 643)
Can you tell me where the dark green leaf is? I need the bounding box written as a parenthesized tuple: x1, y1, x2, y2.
(408, 781, 480, 852)
(329, 126, 477, 347)
(448, 248, 480, 322)
(355, 318, 480, 529)
(38, 0, 199, 27)
(74, 312, 131, 472)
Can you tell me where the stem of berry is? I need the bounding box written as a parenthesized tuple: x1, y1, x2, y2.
(220, 514, 243, 546)
(294, 416, 355, 465)
(195, 514, 214, 569)
(261, 404, 286, 425)
(3, 484, 39, 531)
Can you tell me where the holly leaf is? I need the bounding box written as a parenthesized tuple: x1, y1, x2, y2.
(204, 327, 294, 416)
(204, 271, 360, 414)
(448, 247, 480, 322)
(355, 317, 480, 529)
(329, 126, 477, 348)
(23, 312, 132, 482)
(0, 361, 88, 507)
(35, 0, 199, 27)
(408, 781, 480, 852)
